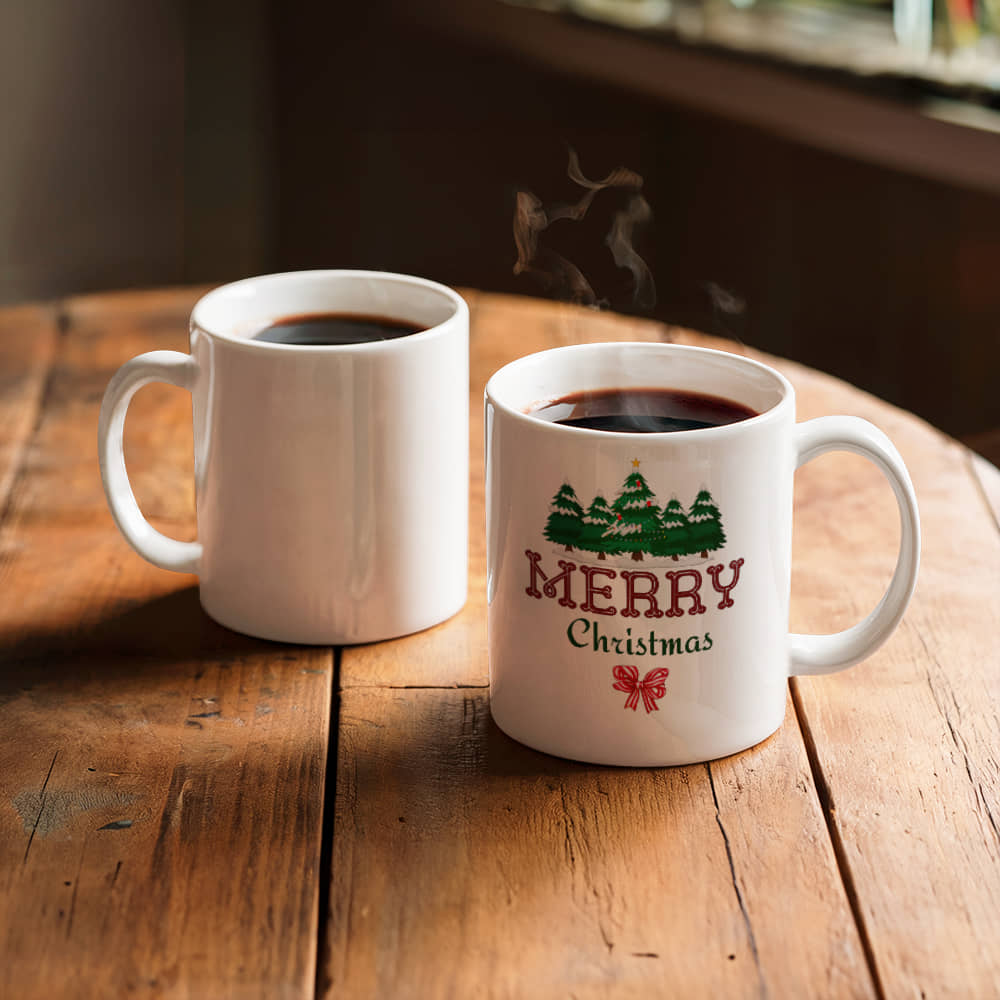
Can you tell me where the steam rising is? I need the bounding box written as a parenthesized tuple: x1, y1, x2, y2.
(703, 280, 747, 339)
(564, 148, 643, 209)
(606, 195, 655, 311)
(513, 191, 599, 306)
(513, 149, 656, 310)
(704, 281, 745, 317)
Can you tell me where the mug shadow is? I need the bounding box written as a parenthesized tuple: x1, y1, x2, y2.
(340, 681, 702, 849)
(332, 684, 728, 973)
(0, 584, 301, 697)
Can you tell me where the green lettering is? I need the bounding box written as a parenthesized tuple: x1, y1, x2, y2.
(567, 618, 590, 648)
(592, 620, 610, 653)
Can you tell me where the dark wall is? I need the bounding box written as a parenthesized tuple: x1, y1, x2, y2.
(0, 0, 273, 305)
(3, 1, 994, 442)
(270, 3, 1000, 440)
(0, 2, 185, 304)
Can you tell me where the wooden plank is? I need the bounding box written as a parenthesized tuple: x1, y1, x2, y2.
(969, 451, 1000, 532)
(323, 687, 873, 998)
(328, 294, 874, 997)
(341, 293, 677, 689)
(0, 289, 331, 999)
(0, 303, 60, 516)
(958, 427, 1000, 472)
(744, 355, 1000, 995)
(644, 331, 1000, 991)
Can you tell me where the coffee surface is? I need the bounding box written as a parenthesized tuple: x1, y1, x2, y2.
(531, 387, 757, 433)
(252, 312, 423, 345)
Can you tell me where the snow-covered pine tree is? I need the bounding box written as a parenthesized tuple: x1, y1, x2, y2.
(544, 483, 585, 551)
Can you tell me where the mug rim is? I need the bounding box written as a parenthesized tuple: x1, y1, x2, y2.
(190, 269, 467, 354)
(485, 341, 795, 441)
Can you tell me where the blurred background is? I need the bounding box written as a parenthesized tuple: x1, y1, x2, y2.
(1, 0, 998, 457)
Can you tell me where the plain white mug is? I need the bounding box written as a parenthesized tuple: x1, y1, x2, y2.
(99, 270, 469, 644)
(485, 342, 920, 766)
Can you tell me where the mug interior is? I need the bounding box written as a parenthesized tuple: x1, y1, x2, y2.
(191, 270, 462, 346)
(487, 342, 790, 428)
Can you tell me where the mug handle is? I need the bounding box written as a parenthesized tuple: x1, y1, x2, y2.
(97, 350, 202, 573)
(789, 416, 920, 675)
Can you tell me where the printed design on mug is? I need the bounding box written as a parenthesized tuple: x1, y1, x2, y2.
(612, 664, 669, 713)
(525, 457, 747, 716)
(544, 458, 725, 563)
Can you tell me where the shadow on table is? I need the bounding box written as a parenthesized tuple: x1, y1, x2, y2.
(342, 681, 690, 794)
(331, 685, 707, 971)
(0, 585, 299, 697)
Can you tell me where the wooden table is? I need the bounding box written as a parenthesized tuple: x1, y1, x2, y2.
(1, 288, 998, 999)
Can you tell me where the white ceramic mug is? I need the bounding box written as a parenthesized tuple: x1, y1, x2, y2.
(99, 270, 469, 644)
(485, 342, 920, 766)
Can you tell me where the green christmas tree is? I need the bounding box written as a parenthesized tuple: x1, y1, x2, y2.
(607, 463, 662, 561)
(687, 488, 726, 557)
(650, 496, 692, 561)
(578, 495, 616, 560)
(544, 483, 585, 552)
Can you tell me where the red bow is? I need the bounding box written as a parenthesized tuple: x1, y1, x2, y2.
(612, 665, 670, 713)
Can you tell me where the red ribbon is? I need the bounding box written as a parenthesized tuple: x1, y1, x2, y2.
(612, 665, 670, 713)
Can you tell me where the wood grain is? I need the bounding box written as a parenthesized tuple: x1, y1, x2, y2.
(0, 289, 332, 999)
(969, 451, 1000, 532)
(0, 302, 60, 515)
(4, 287, 998, 999)
(777, 359, 1000, 999)
(682, 339, 1000, 997)
(324, 687, 873, 999)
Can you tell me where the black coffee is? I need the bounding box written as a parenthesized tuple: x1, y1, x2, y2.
(532, 387, 757, 433)
(252, 312, 424, 345)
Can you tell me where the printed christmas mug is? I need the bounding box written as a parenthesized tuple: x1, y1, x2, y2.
(485, 342, 920, 766)
(99, 270, 469, 644)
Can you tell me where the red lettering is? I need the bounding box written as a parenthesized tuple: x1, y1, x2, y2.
(663, 569, 706, 618)
(620, 570, 662, 619)
(525, 550, 545, 599)
(707, 558, 745, 609)
(545, 561, 578, 608)
(581, 565, 617, 616)
(524, 549, 577, 607)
